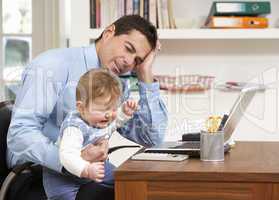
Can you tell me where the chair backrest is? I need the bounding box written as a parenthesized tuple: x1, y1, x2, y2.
(0, 101, 14, 178)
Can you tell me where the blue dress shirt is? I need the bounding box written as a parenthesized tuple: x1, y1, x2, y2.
(7, 44, 168, 172)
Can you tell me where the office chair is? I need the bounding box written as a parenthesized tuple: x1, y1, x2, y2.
(0, 100, 140, 200)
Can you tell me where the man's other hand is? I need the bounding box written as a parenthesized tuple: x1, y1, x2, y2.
(81, 139, 109, 162)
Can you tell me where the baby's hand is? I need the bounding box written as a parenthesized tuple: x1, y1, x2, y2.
(81, 162, 105, 182)
(122, 99, 138, 116)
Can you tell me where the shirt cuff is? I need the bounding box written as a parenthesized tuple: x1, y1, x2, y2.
(138, 81, 160, 96)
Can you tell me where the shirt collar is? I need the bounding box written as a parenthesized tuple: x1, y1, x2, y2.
(83, 43, 101, 70)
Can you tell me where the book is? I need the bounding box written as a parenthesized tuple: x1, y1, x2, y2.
(156, 0, 163, 28)
(143, 0, 149, 20)
(95, 0, 100, 28)
(109, 0, 118, 24)
(168, 0, 176, 29)
(133, 0, 140, 15)
(89, 0, 96, 28)
(149, 0, 157, 27)
(208, 1, 271, 16)
(161, 0, 170, 28)
(118, 0, 125, 19)
(100, 0, 110, 28)
(205, 16, 268, 28)
(126, 0, 133, 15)
(140, 0, 144, 17)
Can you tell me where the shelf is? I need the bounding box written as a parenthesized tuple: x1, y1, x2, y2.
(157, 29, 279, 39)
(88, 28, 279, 40)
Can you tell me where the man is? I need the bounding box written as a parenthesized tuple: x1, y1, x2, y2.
(7, 15, 168, 199)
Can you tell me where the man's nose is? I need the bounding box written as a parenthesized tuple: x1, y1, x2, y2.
(124, 54, 136, 67)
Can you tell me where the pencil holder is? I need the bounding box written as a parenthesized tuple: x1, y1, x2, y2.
(200, 130, 224, 161)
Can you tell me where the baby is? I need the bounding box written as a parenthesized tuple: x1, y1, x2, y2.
(43, 68, 138, 200)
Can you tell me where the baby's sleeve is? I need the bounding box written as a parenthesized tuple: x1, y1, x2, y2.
(59, 126, 89, 177)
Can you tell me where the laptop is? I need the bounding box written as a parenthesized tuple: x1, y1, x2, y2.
(145, 86, 264, 157)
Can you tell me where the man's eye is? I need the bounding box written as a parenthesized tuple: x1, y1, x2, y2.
(125, 46, 133, 53)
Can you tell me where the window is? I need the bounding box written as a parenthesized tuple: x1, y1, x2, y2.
(0, 0, 31, 100)
(0, 0, 59, 101)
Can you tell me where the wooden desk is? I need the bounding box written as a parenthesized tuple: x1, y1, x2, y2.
(115, 142, 279, 200)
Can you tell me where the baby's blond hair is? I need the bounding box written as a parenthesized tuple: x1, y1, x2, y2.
(76, 68, 122, 107)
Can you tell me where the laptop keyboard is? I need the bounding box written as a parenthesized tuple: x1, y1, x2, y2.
(170, 141, 200, 149)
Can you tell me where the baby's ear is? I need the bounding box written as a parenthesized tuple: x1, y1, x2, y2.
(76, 101, 85, 113)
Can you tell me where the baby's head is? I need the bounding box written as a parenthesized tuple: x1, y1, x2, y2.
(76, 68, 122, 128)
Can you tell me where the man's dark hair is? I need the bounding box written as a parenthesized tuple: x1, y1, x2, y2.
(96, 15, 157, 50)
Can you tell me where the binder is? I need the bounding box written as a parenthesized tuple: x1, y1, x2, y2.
(209, 1, 271, 16)
(205, 16, 268, 28)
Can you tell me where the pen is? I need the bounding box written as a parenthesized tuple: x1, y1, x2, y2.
(206, 116, 222, 133)
(217, 114, 229, 131)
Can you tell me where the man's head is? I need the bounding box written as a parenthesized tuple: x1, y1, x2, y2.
(76, 69, 122, 127)
(95, 15, 158, 75)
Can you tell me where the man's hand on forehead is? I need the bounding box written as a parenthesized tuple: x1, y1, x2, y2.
(134, 40, 161, 83)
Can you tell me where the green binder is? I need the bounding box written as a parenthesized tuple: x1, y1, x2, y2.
(209, 1, 271, 16)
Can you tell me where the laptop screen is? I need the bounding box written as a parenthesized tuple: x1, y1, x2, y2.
(223, 87, 264, 143)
